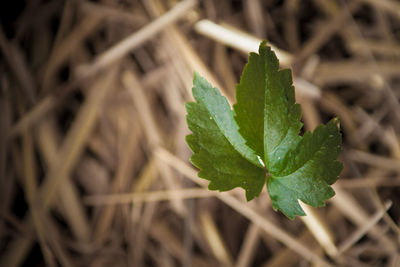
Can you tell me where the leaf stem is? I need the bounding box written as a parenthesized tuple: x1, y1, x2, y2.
(265, 171, 271, 182)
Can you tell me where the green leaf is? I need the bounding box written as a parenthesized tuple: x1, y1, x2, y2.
(234, 42, 303, 175)
(185, 42, 342, 219)
(186, 73, 265, 200)
(267, 118, 343, 219)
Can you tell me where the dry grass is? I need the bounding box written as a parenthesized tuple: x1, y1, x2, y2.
(1, 0, 400, 266)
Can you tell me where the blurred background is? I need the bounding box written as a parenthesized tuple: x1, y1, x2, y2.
(1, 0, 400, 266)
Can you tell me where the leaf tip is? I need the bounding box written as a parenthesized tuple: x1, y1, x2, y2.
(259, 40, 267, 50)
(332, 117, 341, 128)
(245, 193, 255, 202)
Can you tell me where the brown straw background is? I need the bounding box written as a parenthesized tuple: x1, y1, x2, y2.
(1, 0, 400, 266)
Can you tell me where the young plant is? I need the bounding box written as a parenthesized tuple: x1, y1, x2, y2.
(185, 41, 342, 219)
